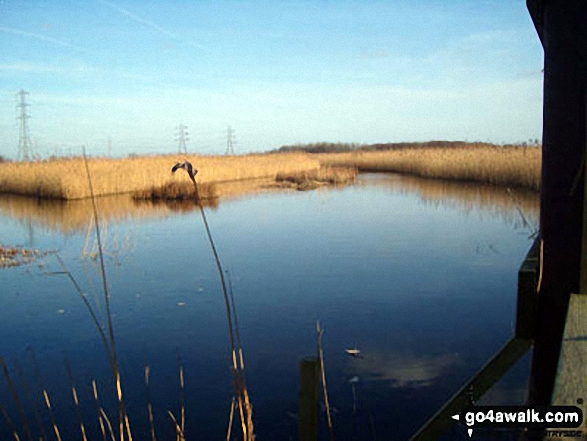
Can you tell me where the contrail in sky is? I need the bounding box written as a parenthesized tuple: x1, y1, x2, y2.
(97, 0, 211, 53)
(0, 26, 86, 52)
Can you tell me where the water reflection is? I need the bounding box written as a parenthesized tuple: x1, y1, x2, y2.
(0, 174, 539, 237)
(361, 173, 539, 229)
(0, 178, 276, 234)
(348, 350, 462, 388)
(0, 172, 537, 440)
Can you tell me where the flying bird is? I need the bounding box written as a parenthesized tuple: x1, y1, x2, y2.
(172, 161, 198, 181)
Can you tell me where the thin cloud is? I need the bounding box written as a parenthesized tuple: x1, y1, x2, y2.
(97, 0, 211, 53)
(0, 26, 86, 52)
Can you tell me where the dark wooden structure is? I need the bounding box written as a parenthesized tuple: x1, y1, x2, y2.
(526, 0, 587, 412)
(412, 1, 587, 439)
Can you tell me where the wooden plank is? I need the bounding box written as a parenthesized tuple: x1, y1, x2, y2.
(299, 357, 320, 441)
(548, 294, 587, 440)
(410, 338, 531, 441)
(517, 237, 541, 339)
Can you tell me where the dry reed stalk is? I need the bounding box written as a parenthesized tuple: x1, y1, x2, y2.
(316, 321, 334, 441)
(82, 149, 132, 441)
(27, 348, 61, 441)
(42, 390, 62, 441)
(226, 396, 236, 441)
(50, 254, 114, 367)
(99, 408, 117, 441)
(13, 361, 46, 440)
(92, 379, 109, 441)
(0, 401, 21, 441)
(172, 161, 254, 441)
(506, 188, 537, 237)
(64, 358, 88, 441)
(0, 357, 33, 441)
(167, 411, 185, 441)
(226, 271, 254, 438)
(178, 355, 185, 439)
(143, 365, 157, 441)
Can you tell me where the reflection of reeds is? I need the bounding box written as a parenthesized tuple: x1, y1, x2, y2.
(0, 178, 279, 234)
(318, 147, 541, 191)
(362, 173, 540, 227)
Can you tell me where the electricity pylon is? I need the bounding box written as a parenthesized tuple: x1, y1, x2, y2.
(16, 90, 33, 161)
(225, 125, 235, 155)
(176, 123, 189, 154)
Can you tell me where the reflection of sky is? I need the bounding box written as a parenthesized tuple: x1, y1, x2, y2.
(347, 350, 462, 388)
(0, 174, 536, 440)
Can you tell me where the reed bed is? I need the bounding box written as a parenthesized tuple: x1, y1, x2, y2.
(317, 147, 541, 191)
(274, 166, 357, 191)
(0, 153, 320, 199)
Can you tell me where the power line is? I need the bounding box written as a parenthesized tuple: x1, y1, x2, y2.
(16, 89, 33, 161)
(225, 125, 235, 155)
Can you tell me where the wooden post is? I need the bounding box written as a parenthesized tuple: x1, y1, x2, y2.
(516, 237, 540, 340)
(299, 357, 320, 441)
(526, 0, 587, 409)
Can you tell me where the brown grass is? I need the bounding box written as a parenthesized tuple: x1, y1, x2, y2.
(0, 153, 320, 199)
(274, 166, 357, 191)
(132, 181, 217, 201)
(316, 147, 541, 191)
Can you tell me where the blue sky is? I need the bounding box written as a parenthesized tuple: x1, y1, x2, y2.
(0, 1, 543, 158)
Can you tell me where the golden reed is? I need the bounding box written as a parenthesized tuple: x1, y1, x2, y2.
(317, 146, 541, 191)
(0, 153, 321, 199)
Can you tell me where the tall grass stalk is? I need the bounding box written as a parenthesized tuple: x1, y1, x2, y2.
(82, 148, 132, 441)
(227, 271, 254, 439)
(226, 396, 236, 441)
(28, 348, 61, 441)
(143, 365, 157, 441)
(50, 254, 114, 367)
(65, 357, 88, 441)
(178, 354, 185, 439)
(167, 411, 185, 440)
(0, 357, 33, 441)
(92, 378, 109, 441)
(174, 161, 254, 440)
(13, 361, 46, 440)
(42, 389, 62, 441)
(0, 402, 21, 441)
(316, 321, 334, 441)
(99, 407, 116, 441)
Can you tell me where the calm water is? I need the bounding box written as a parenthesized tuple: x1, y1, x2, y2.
(0, 174, 539, 440)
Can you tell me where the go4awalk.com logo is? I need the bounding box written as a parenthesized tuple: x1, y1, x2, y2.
(451, 406, 584, 438)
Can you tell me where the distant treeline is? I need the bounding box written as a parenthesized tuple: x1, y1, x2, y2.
(275, 140, 541, 153)
(276, 142, 364, 153)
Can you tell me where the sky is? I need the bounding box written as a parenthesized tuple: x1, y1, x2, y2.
(0, 0, 544, 158)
